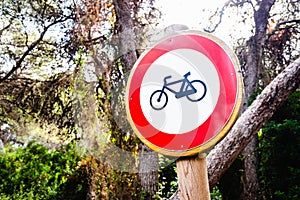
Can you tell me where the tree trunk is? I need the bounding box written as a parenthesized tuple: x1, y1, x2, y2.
(241, 1, 275, 198)
(113, 1, 159, 198)
(138, 144, 159, 199)
(170, 57, 300, 199)
(241, 136, 259, 199)
(241, 35, 261, 200)
(113, 0, 138, 69)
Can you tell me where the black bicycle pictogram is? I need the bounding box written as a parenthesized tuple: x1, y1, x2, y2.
(150, 72, 207, 110)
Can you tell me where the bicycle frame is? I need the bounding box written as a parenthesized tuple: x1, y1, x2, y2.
(160, 72, 196, 99)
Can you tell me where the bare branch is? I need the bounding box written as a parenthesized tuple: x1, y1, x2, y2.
(276, 19, 300, 29)
(0, 24, 11, 37)
(204, 1, 230, 33)
(0, 16, 72, 83)
(204, 0, 256, 33)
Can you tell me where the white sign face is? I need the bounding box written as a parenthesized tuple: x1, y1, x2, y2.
(140, 49, 220, 134)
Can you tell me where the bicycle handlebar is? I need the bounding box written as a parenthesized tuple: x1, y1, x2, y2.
(164, 75, 172, 83)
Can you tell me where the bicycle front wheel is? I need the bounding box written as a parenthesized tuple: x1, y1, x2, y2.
(150, 90, 168, 110)
(186, 80, 207, 102)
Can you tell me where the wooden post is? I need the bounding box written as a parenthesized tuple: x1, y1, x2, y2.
(176, 153, 210, 200)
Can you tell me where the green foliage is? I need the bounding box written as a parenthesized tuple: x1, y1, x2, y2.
(97, 165, 141, 199)
(247, 89, 263, 106)
(156, 157, 178, 199)
(271, 91, 300, 122)
(210, 186, 223, 200)
(259, 119, 300, 199)
(0, 142, 88, 199)
(218, 157, 243, 200)
(258, 91, 300, 200)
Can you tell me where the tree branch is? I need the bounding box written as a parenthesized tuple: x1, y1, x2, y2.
(169, 56, 300, 199)
(276, 19, 300, 29)
(204, 1, 230, 33)
(204, 0, 256, 33)
(207, 56, 300, 187)
(0, 24, 11, 37)
(0, 17, 72, 83)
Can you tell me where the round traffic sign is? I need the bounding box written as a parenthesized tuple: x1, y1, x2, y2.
(126, 31, 243, 156)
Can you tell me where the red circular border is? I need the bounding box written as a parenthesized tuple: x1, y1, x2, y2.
(128, 34, 238, 151)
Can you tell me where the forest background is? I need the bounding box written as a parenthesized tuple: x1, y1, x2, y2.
(0, 0, 299, 199)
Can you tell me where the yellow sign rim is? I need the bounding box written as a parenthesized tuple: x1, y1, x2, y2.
(125, 30, 243, 157)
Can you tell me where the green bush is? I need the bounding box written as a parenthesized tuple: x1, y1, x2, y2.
(259, 119, 300, 199)
(258, 91, 300, 199)
(156, 157, 178, 199)
(0, 142, 88, 199)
